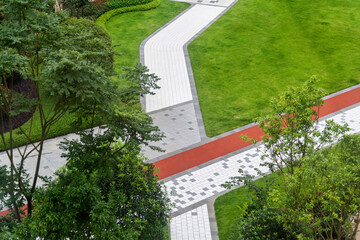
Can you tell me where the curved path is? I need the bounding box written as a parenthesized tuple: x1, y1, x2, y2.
(1, 1, 360, 240)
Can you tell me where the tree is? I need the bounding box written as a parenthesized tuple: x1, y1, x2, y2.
(0, 0, 116, 219)
(0, 0, 161, 226)
(224, 80, 357, 239)
(267, 134, 360, 240)
(19, 129, 170, 240)
(228, 208, 310, 240)
(241, 78, 349, 175)
(59, 0, 108, 19)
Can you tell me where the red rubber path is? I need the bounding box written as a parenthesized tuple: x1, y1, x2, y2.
(153, 87, 360, 180)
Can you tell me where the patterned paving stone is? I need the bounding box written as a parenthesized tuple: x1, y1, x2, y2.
(170, 204, 212, 240)
(141, 102, 201, 160)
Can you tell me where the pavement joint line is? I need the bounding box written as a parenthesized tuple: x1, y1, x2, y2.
(1, 1, 359, 238)
(318, 102, 360, 121)
(140, 2, 239, 164)
(146, 139, 211, 163)
(139, 3, 195, 113)
(188, 3, 227, 7)
(322, 83, 360, 100)
(210, 83, 360, 141)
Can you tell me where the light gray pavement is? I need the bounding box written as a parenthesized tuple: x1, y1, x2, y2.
(139, 1, 238, 239)
(143, 4, 226, 113)
(0, 134, 73, 186)
(141, 101, 202, 160)
(170, 204, 212, 240)
(140, 0, 238, 161)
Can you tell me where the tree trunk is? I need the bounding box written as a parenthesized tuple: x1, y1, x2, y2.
(54, 0, 63, 12)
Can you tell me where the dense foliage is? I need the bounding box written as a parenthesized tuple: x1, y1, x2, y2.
(20, 131, 170, 239)
(61, 0, 108, 20)
(105, 0, 152, 10)
(222, 82, 359, 239)
(228, 208, 306, 240)
(0, 1, 165, 238)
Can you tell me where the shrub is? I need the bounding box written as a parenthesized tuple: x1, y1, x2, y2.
(105, 0, 153, 9)
(96, 0, 160, 28)
(228, 208, 308, 240)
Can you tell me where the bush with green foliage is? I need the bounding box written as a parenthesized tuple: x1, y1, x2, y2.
(268, 134, 360, 240)
(228, 208, 309, 240)
(62, 17, 114, 75)
(105, 0, 152, 9)
(96, 0, 160, 27)
(62, 0, 108, 20)
(0, 1, 164, 236)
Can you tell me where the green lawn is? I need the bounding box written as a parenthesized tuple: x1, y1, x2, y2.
(189, 0, 360, 137)
(105, 0, 190, 88)
(0, 1, 189, 150)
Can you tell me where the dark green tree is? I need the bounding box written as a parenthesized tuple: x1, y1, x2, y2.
(0, 0, 115, 219)
(0, 0, 162, 227)
(19, 129, 170, 240)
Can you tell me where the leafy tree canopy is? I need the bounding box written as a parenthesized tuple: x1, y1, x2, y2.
(20, 130, 170, 240)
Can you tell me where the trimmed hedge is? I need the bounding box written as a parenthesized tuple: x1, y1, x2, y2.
(96, 0, 160, 27)
(105, 0, 152, 10)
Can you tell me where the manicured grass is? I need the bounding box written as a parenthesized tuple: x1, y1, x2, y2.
(215, 171, 283, 240)
(0, 1, 189, 150)
(189, 0, 360, 137)
(105, 0, 189, 88)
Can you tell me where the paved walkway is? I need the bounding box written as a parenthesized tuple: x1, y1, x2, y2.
(143, 4, 226, 113)
(1, 1, 360, 239)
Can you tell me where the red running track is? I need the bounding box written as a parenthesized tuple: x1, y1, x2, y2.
(153, 86, 360, 180)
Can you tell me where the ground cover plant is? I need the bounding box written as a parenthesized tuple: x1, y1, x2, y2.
(189, 0, 360, 137)
(215, 171, 283, 239)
